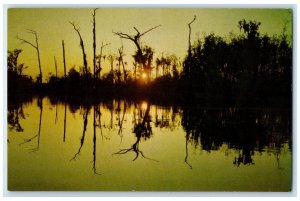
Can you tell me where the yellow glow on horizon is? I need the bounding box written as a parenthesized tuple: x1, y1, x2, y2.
(141, 101, 148, 110)
(141, 72, 147, 79)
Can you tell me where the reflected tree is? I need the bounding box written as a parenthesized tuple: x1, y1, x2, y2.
(63, 102, 67, 142)
(18, 97, 43, 152)
(114, 102, 158, 162)
(71, 105, 90, 160)
(8, 105, 25, 132)
(92, 105, 101, 175)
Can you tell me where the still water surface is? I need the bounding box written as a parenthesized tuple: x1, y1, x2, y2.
(7, 97, 292, 191)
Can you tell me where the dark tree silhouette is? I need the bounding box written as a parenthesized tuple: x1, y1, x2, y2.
(92, 8, 98, 79)
(69, 21, 88, 76)
(54, 56, 58, 78)
(188, 15, 197, 56)
(96, 42, 110, 79)
(113, 25, 161, 80)
(118, 44, 127, 83)
(17, 29, 42, 83)
(62, 40, 67, 78)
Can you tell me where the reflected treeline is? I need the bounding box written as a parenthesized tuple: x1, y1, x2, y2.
(8, 97, 291, 170)
(69, 104, 101, 174)
(8, 104, 26, 132)
(8, 97, 44, 152)
(182, 106, 291, 166)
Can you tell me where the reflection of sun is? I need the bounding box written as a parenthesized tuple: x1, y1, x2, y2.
(141, 72, 147, 79)
(141, 101, 148, 110)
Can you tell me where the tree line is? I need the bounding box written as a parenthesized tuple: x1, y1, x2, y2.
(8, 10, 292, 103)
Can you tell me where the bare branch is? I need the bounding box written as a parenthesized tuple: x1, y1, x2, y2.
(185, 156, 193, 169)
(188, 15, 197, 26)
(69, 20, 88, 74)
(140, 24, 161, 37)
(19, 134, 38, 146)
(92, 8, 98, 17)
(113, 148, 134, 155)
(133, 27, 140, 35)
(187, 15, 197, 54)
(139, 150, 159, 162)
(16, 36, 37, 49)
(26, 29, 37, 36)
(112, 31, 134, 41)
(101, 42, 110, 48)
(69, 21, 80, 32)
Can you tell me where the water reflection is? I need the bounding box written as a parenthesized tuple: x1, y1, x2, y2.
(7, 97, 292, 190)
(71, 105, 90, 161)
(8, 98, 43, 151)
(114, 102, 158, 162)
(8, 97, 291, 166)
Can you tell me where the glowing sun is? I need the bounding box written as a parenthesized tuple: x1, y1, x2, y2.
(141, 72, 147, 79)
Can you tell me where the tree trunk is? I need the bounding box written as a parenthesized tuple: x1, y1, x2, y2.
(62, 40, 66, 78)
(188, 16, 196, 56)
(69, 22, 88, 76)
(54, 56, 58, 78)
(17, 30, 42, 83)
(119, 48, 127, 83)
(36, 37, 42, 83)
(93, 9, 97, 79)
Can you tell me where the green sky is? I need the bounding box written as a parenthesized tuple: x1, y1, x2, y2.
(7, 8, 292, 80)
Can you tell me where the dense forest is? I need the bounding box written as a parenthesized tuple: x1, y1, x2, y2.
(8, 15, 292, 106)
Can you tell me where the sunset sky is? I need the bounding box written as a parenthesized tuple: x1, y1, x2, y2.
(7, 8, 292, 81)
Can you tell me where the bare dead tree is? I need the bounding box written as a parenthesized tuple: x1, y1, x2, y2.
(113, 25, 161, 79)
(62, 40, 67, 78)
(97, 42, 110, 79)
(107, 54, 116, 83)
(17, 29, 42, 83)
(113, 24, 161, 54)
(54, 56, 58, 78)
(92, 8, 98, 79)
(69, 21, 88, 75)
(133, 61, 137, 81)
(188, 15, 197, 55)
(118, 43, 127, 83)
(117, 54, 121, 84)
